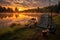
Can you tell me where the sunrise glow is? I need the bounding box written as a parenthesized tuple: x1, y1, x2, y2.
(18, 7, 25, 11)
(18, 14, 25, 18)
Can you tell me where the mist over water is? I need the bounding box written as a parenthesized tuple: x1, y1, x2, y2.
(0, 13, 43, 29)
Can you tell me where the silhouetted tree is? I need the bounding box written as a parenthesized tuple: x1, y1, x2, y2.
(15, 7, 18, 12)
(7, 8, 13, 12)
(0, 6, 13, 13)
(58, 1, 60, 12)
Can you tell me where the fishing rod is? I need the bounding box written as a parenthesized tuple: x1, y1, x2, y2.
(48, 0, 52, 28)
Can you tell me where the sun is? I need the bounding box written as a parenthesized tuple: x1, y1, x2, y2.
(18, 9, 22, 11)
(18, 7, 25, 11)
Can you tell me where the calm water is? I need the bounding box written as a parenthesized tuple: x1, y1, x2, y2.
(0, 12, 43, 29)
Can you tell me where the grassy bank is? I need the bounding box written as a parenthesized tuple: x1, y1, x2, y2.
(0, 15, 60, 40)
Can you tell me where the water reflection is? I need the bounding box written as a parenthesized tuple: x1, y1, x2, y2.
(0, 13, 40, 29)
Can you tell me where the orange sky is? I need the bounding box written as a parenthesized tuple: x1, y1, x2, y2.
(2, 5, 37, 11)
(0, 0, 59, 11)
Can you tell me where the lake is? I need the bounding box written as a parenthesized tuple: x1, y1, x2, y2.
(0, 12, 44, 29)
(0, 12, 57, 30)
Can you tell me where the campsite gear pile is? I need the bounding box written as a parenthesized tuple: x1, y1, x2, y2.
(36, 14, 56, 36)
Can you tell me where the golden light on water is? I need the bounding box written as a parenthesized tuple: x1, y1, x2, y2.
(12, 14, 16, 18)
(2, 13, 37, 21)
(12, 14, 27, 18)
(12, 14, 33, 19)
(18, 14, 25, 18)
(18, 14, 33, 18)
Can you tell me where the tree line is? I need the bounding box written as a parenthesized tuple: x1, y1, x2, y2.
(42, 1, 60, 13)
(0, 6, 14, 13)
(21, 1, 60, 13)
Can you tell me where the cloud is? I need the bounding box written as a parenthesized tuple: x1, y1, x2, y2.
(0, 0, 60, 8)
(0, 0, 11, 6)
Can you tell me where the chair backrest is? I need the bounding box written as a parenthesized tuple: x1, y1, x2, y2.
(37, 13, 56, 29)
